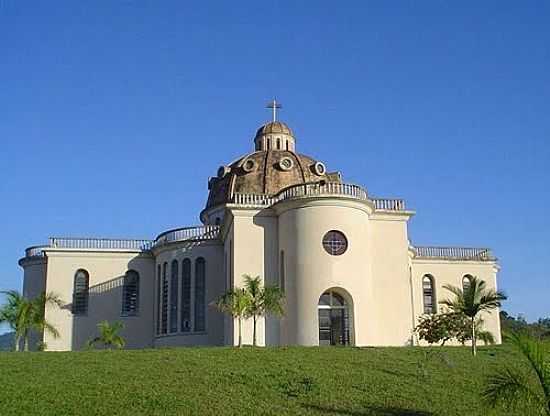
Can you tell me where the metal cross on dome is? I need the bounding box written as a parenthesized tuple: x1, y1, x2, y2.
(266, 99, 282, 122)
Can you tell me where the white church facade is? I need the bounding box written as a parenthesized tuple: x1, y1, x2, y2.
(19, 109, 501, 351)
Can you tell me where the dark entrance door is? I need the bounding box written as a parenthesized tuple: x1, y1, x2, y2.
(318, 290, 350, 346)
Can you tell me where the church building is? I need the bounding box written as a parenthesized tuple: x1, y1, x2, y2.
(19, 104, 501, 350)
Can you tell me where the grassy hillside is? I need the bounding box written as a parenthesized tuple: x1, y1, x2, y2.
(0, 345, 537, 415)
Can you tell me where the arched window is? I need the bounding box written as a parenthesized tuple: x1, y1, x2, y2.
(156, 264, 161, 334)
(422, 275, 436, 314)
(276, 138, 281, 149)
(463, 275, 473, 294)
(161, 262, 168, 334)
(121, 270, 139, 316)
(318, 290, 351, 345)
(267, 138, 271, 150)
(194, 257, 206, 332)
(72, 269, 89, 315)
(285, 141, 289, 151)
(181, 258, 191, 332)
(170, 260, 179, 333)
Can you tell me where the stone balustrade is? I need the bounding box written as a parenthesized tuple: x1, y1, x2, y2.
(413, 246, 496, 261)
(49, 237, 154, 251)
(153, 225, 220, 247)
(24, 245, 48, 258)
(231, 182, 405, 211)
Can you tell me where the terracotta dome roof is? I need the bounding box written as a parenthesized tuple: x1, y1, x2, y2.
(205, 150, 338, 210)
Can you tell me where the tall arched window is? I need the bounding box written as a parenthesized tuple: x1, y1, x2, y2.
(267, 138, 271, 150)
(72, 269, 89, 315)
(422, 275, 436, 314)
(161, 262, 168, 334)
(121, 270, 139, 316)
(276, 138, 281, 149)
(318, 290, 351, 346)
(181, 258, 191, 332)
(194, 257, 206, 332)
(170, 260, 179, 333)
(156, 264, 161, 334)
(463, 275, 473, 294)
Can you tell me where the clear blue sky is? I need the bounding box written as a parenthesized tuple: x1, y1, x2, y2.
(1, 1, 548, 333)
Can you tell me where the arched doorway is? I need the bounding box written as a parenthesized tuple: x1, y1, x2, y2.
(318, 289, 351, 346)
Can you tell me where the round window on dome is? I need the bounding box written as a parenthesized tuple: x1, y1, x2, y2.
(279, 157, 294, 171)
(242, 159, 256, 173)
(322, 230, 348, 256)
(313, 162, 326, 176)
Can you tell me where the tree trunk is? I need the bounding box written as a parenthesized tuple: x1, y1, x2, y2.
(252, 315, 257, 347)
(471, 317, 477, 356)
(238, 317, 242, 348)
(14, 335, 21, 352)
(24, 335, 29, 352)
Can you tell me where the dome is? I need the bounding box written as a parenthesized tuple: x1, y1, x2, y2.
(255, 121, 294, 137)
(204, 120, 341, 212)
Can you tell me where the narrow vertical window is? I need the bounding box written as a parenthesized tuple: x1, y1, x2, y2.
(121, 270, 139, 316)
(161, 262, 168, 334)
(170, 260, 179, 333)
(156, 264, 161, 334)
(181, 258, 191, 332)
(276, 138, 281, 149)
(194, 257, 206, 332)
(422, 275, 436, 314)
(72, 269, 89, 315)
(280, 250, 285, 292)
(267, 138, 271, 150)
(463, 275, 472, 294)
(285, 141, 289, 150)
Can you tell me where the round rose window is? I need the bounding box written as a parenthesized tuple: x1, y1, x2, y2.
(322, 230, 348, 256)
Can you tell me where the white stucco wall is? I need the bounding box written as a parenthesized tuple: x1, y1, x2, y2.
(228, 208, 280, 347)
(42, 250, 155, 351)
(411, 259, 502, 344)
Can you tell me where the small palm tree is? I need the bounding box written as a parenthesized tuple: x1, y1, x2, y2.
(0, 290, 32, 351)
(29, 292, 64, 351)
(87, 321, 125, 350)
(243, 275, 285, 347)
(215, 288, 250, 348)
(483, 332, 550, 415)
(440, 276, 506, 356)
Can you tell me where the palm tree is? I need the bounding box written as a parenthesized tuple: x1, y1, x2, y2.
(440, 276, 506, 356)
(483, 332, 550, 415)
(0, 290, 32, 351)
(215, 288, 250, 348)
(28, 292, 64, 351)
(0, 291, 64, 351)
(87, 321, 126, 350)
(243, 275, 285, 347)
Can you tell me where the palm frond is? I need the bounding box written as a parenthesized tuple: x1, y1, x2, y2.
(482, 366, 544, 412)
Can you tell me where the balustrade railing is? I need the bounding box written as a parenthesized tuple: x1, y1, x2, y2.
(413, 246, 495, 261)
(49, 237, 154, 251)
(372, 198, 405, 211)
(153, 225, 220, 247)
(232, 193, 277, 206)
(25, 245, 47, 258)
(229, 182, 405, 211)
(276, 182, 369, 202)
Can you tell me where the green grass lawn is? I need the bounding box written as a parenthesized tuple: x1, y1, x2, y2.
(0, 345, 537, 415)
